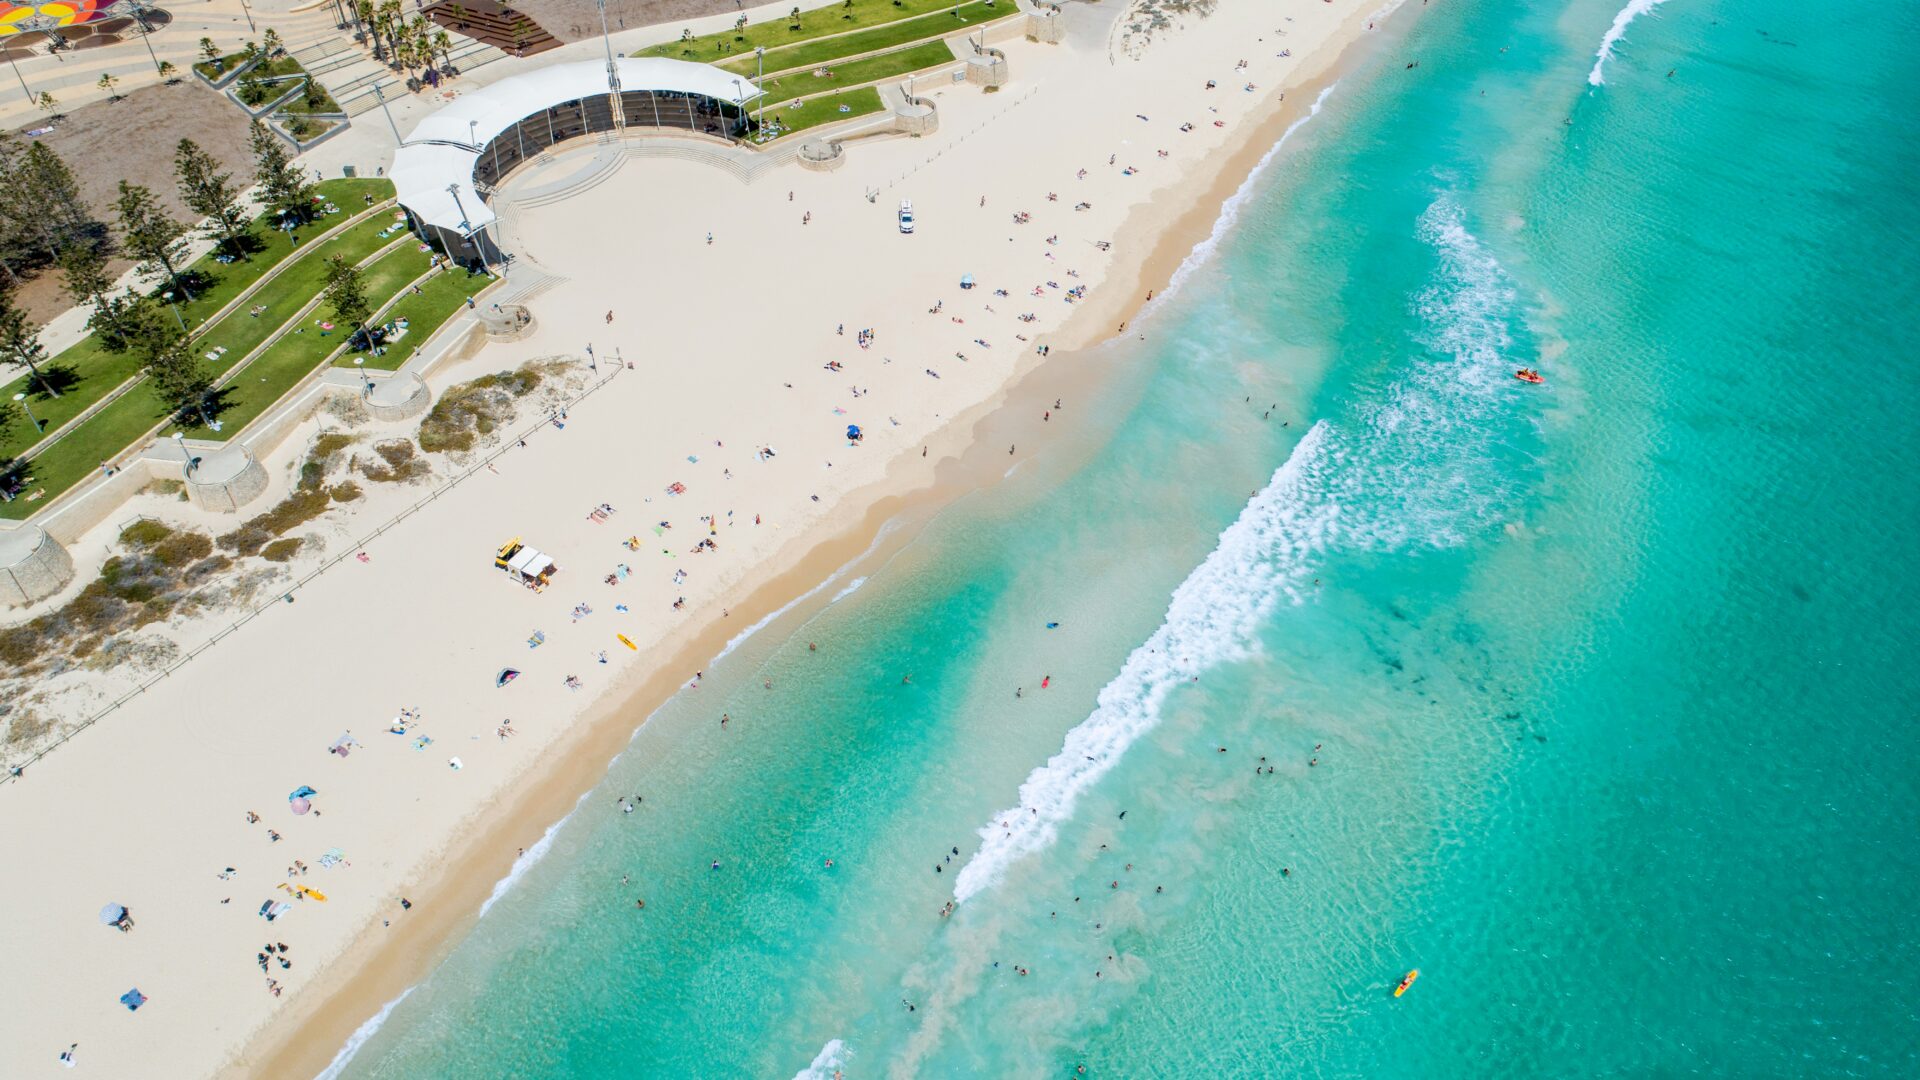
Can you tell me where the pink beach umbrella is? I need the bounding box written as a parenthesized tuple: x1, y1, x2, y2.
(290, 797, 312, 815)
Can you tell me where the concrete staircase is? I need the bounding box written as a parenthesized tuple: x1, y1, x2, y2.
(294, 27, 510, 118)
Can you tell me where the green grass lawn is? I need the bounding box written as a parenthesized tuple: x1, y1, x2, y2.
(0, 381, 169, 520)
(339, 264, 490, 372)
(0, 346, 144, 462)
(0, 182, 397, 463)
(175, 242, 434, 437)
(754, 87, 888, 139)
(189, 214, 404, 373)
(171, 179, 397, 332)
(760, 40, 957, 105)
(636, 0, 979, 62)
(724, 1, 999, 76)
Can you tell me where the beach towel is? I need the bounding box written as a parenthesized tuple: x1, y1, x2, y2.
(318, 848, 347, 869)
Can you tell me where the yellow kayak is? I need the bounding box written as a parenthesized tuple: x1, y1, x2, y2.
(617, 634, 638, 651)
(1394, 969, 1419, 998)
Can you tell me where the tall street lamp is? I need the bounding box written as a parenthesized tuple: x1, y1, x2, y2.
(596, 0, 623, 129)
(7, 50, 31, 105)
(162, 291, 187, 333)
(12, 392, 43, 432)
(374, 83, 402, 143)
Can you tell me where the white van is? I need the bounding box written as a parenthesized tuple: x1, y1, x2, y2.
(898, 199, 915, 234)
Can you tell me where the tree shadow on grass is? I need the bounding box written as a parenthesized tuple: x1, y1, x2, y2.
(24, 364, 83, 399)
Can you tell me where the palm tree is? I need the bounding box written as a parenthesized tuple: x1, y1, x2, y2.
(433, 28, 453, 74)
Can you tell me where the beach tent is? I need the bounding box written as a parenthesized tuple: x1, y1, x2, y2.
(289, 786, 317, 801)
(119, 988, 146, 1011)
(497, 668, 521, 687)
(960, 274, 976, 289)
(98, 902, 127, 926)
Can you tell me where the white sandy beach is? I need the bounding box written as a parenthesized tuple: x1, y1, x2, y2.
(0, 2, 1399, 1076)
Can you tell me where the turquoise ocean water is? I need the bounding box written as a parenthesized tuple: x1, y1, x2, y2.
(334, 0, 1920, 1074)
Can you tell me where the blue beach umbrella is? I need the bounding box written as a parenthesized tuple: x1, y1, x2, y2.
(119, 988, 147, 1011)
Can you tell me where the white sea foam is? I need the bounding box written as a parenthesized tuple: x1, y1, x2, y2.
(712, 521, 899, 664)
(1589, 0, 1671, 86)
(953, 196, 1529, 904)
(831, 576, 868, 603)
(953, 422, 1342, 903)
(478, 786, 594, 918)
(1158, 84, 1338, 302)
(792, 1038, 849, 1079)
(312, 987, 415, 1080)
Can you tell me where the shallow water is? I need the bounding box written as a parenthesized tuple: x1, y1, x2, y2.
(335, 0, 1920, 1074)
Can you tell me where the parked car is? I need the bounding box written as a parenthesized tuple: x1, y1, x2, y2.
(898, 199, 915, 234)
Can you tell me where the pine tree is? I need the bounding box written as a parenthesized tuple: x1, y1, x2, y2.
(176, 138, 254, 259)
(115, 181, 193, 300)
(56, 240, 113, 315)
(143, 331, 214, 427)
(3, 141, 89, 260)
(322, 255, 372, 348)
(249, 120, 316, 226)
(0, 290, 57, 398)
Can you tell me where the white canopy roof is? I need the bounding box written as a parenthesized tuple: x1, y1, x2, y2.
(392, 58, 763, 234)
(507, 547, 553, 576)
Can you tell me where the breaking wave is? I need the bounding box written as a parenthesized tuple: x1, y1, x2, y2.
(953, 195, 1534, 904)
(1589, 0, 1672, 86)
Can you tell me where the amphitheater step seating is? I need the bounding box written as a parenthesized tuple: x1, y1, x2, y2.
(423, 0, 561, 58)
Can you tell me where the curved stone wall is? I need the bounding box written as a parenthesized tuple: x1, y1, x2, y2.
(0, 525, 75, 608)
(184, 444, 270, 514)
(364, 372, 433, 422)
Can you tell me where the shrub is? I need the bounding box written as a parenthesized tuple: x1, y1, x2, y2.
(119, 519, 174, 548)
(418, 366, 546, 453)
(261, 538, 302, 562)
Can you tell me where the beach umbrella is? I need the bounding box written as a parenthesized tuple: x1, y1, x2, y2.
(119, 988, 147, 1011)
(290, 797, 313, 816)
(846, 424, 862, 439)
(961, 273, 975, 289)
(497, 668, 521, 687)
(98, 902, 127, 926)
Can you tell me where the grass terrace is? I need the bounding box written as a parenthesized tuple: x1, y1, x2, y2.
(0, 181, 395, 465)
(759, 40, 959, 105)
(338, 263, 491, 372)
(754, 87, 888, 138)
(635, 0, 987, 61)
(722, 1, 1000, 76)
(188, 213, 405, 372)
(0, 382, 169, 519)
(175, 242, 437, 436)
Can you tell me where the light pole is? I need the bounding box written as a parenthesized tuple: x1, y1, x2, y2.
(446, 183, 481, 272)
(240, 0, 256, 33)
(7, 50, 31, 106)
(755, 47, 765, 131)
(596, 0, 623, 129)
(730, 79, 743, 140)
(354, 356, 370, 391)
(12, 393, 43, 433)
(585, 342, 596, 372)
(162, 291, 187, 333)
(374, 83, 401, 143)
(126, 1, 162, 73)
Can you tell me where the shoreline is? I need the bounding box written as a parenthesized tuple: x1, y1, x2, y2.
(237, 11, 1411, 1078)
